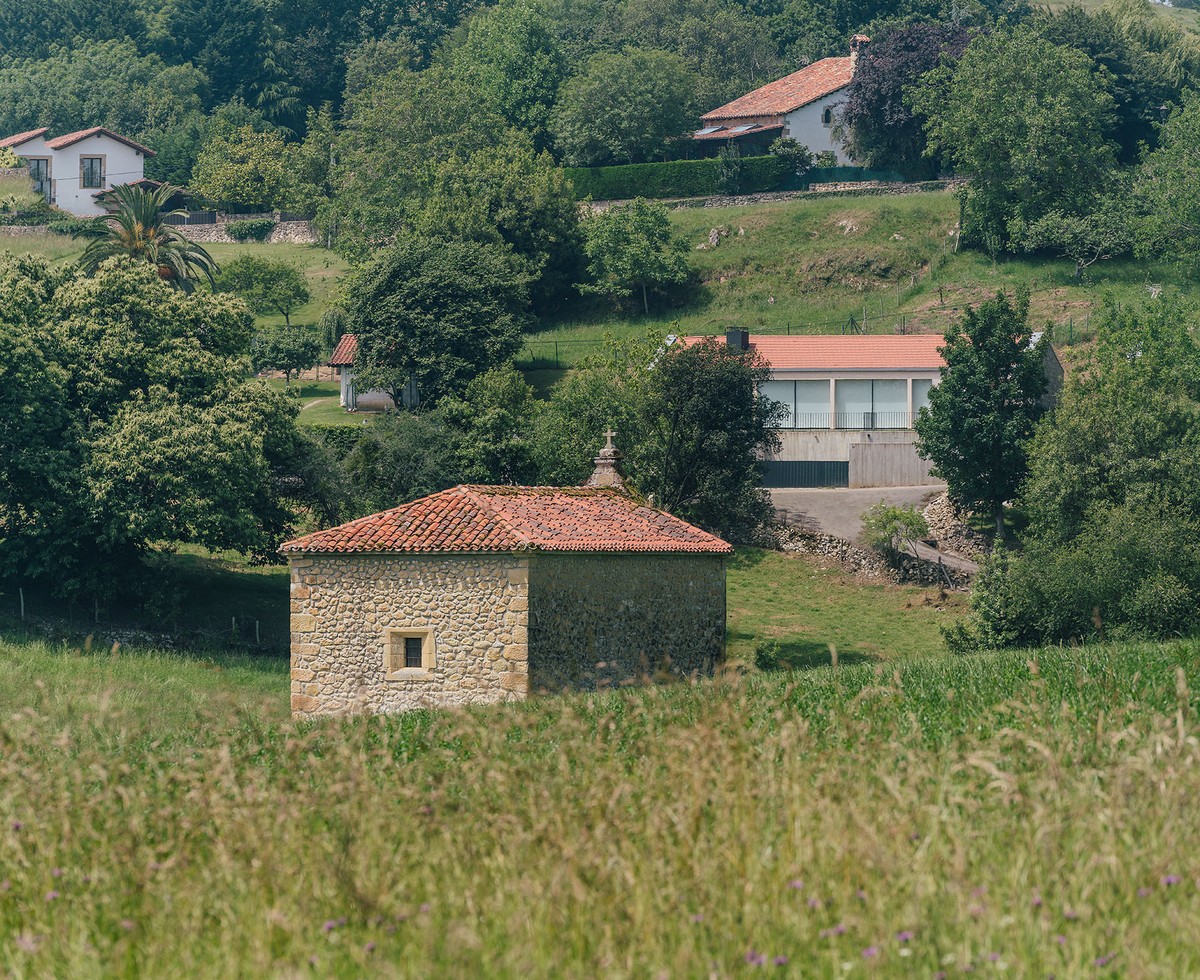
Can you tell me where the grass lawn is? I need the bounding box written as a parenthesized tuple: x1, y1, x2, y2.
(205, 241, 348, 330)
(2, 624, 1200, 974)
(524, 191, 1200, 371)
(726, 548, 966, 667)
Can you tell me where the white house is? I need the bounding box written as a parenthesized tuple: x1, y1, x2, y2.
(685, 331, 1062, 489)
(692, 35, 869, 162)
(328, 333, 416, 411)
(0, 126, 155, 217)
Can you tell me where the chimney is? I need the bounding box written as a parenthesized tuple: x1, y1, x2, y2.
(585, 429, 627, 489)
(725, 329, 750, 351)
(850, 34, 870, 67)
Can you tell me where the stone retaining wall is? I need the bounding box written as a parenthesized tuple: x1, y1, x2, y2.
(0, 225, 50, 236)
(771, 524, 971, 589)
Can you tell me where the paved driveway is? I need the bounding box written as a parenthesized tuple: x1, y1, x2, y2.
(769, 484, 979, 573)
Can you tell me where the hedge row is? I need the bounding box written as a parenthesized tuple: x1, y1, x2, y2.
(305, 423, 367, 460)
(564, 156, 788, 201)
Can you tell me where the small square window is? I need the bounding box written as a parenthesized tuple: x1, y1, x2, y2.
(385, 628, 435, 680)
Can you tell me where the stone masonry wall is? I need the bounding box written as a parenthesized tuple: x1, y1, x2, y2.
(527, 554, 726, 692)
(181, 220, 318, 245)
(289, 554, 530, 717)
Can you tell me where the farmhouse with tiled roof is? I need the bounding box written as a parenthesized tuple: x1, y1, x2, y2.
(693, 35, 869, 161)
(281, 436, 731, 717)
(0, 126, 155, 217)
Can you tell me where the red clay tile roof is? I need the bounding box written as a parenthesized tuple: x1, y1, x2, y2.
(280, 485, 733, 555)
(329, 333, 358, 366)
(0, 128, 48, 149)
(44, 127, 155, 157)
(683, 334, 946, 371)
(702, 57, 854, 122)
(693, 122, 783, 141)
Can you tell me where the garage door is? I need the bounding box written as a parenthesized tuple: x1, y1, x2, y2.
(762, 460, 849, 488)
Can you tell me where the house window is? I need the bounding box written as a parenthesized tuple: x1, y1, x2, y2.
(81, 157, 104, 189)
(822, 108, 833, 126)
(385, 628, 435, 679)
(26, 158, 50, 202)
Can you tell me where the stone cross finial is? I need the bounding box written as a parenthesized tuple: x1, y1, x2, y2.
(585, 429, 626, 489)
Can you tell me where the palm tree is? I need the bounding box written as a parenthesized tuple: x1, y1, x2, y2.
(75, 182, 218, 289)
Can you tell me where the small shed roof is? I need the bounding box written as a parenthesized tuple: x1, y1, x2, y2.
(701, 57, 854, 122)
(0, 128, 48, 149)
(329, 333, 357, 366)
(683, 334, 947, 372)
(280, 485, 733, 556)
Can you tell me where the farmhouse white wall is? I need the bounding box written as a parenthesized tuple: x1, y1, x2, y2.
(51, 134, 147, 216)
(783, 91, 851, 164)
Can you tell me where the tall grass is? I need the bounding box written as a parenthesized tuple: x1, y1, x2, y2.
(1, 634, 1199, 975)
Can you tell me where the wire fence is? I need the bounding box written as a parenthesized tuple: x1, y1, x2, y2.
(0, 588, 289, 656)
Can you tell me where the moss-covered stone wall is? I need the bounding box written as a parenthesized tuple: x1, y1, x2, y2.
(526, 554, 726, 693)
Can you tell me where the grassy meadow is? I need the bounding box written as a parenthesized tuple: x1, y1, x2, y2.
(1, 627, 1199, 975)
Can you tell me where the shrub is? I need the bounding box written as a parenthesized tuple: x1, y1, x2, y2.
(563, 155, 787, 201)
(47, 215, 95, 236)
(306, 423, 367, 461)
(862, 503, 929, 558)
(227, 217, 276, 242)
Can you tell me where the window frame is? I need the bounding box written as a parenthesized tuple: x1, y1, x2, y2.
(80, 155, 106, 190)
(384, 627, 436, 681)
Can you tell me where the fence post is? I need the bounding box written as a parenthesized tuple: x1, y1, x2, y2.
(18, 588, 24, 621)
(555, 342, 560, 369)
(256, 620, 261, 646)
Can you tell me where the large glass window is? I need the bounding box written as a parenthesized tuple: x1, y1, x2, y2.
(761, 381, 795, 428)
(795, 380, 830, 428)
(872, 379, 908, 428)
(912, 379, 934, 419)
(834, 380, 873, 428)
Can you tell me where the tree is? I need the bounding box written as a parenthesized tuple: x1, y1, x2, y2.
(1138, 93, 1200, 264)
(768, 137, 813, 179)
(414, 140, 584, 313)
(635, 337, 783, 540)
(1020, 186, 1134, 279)
(839, 22, 970, 177)
(252, 327, 322, 384)
(913, 291, 1047, 539)
(342, 412, 466, 517)
(911, 26, 1117, 252)
(436, 364, 541, 485)
(345, 234, 530, 407)
(75, 183, 217, 288)
(191, 125, 299, 212)
(580, 199, 690, 314)
(452, 0, 567, 154)
(214, 256, 311, 324)
(552, 48, 697, 166)
(0, 256, 330, 598)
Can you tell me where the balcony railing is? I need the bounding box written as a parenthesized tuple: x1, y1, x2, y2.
(779, 412, 913, 430)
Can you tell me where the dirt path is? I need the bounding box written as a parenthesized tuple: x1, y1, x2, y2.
(769, 485, 979, 573)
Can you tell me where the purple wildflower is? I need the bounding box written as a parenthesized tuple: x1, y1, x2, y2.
(1063, 908, 1079, 920)
(968, 905, 984, 918)
(987, 952, 1000, 963)
(806, 897, 821, 909)
(935, 973, 947, 980)
(691, 914, 704, 923)
(0, 880, 10, 892)
(856, 889, 868, 902)
(744, 950, 767, 966)
(788, 879, 804, 890)
(1095, 954, 1115, 968)
(1054, 935, 1067, 945)
(44, 891, 58, 902)
(773, 956, 789, 966)
(51, 867, 63, 878)
(119, 920, 135, 931)
(364, 942, 376, 954)
(322, 920, 338, 933)
(820, 923, 848, 938)
(11, 821, 22, 832)
(972, 886, 987, 897)
(419, 903, 431, 914)
(896, 931, 914, 943)
(1161, 875, 1181, 887)
(1031, 894, 1043, 907)
(910, 831, 921, 841)
(862, 946, 879, 959)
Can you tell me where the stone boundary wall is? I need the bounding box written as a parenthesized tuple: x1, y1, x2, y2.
(176, 220, 318, 245)
(0, 225, 50, 237)
(0, 167, 30, 180)
(289, 553, 530, 717)
(588, 179, 966, 213)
